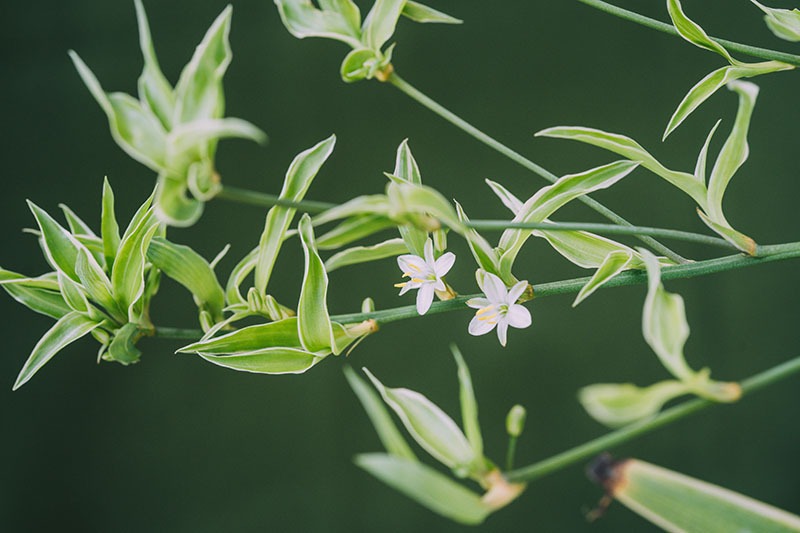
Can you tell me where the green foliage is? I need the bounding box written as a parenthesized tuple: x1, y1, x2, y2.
(71, 1, 265, 227)
(750, 0, 800, 42)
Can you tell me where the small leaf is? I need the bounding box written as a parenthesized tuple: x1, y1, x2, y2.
(168, 118, 266, 157)
(57, 271, 89, 313)
(666, 0, 735, 63)
(112, 208, 159, 320)
(27, 201, 84, 282)
(0, 268, 71, 319)
(536, 127, 705, 205)
(697, 210, 756, 255)
(172, 6, 232, 124)
(451, 345, 483, 458)
(362, 0, 405, 50)
(225, 247, 257, 306)
(13, 311, 99, 390)
(595, 457, 800, 532)
(101, 178, 122, 269)
(316, 214, 395, 250)
(340, 48, 379, 83)
(297, 214, 335, 353)
(402, 1, 462, 24)
(751, 0, 800, 42)
(344, 367, 416, 460)
(75, 248, 122, 322)
(393, 139, 422, 184)
(255, 135, 336, 294)
(58, 204, 96, 238)
(455, 202, 500, 276)
(325, 238, 407, 272)
(693, 120, 722, 185)
(70, 51, 167, 171)
(573, 250, 634, 307)
(355, 453, 491, 525)
(134, 0, 175, 129)
(364, 369, 477, 473)
(579, 380, 690, 428)
(199, 348, 323, 374)
(535, 227, 638, 269)
(640, 250, 694, 382)
(485, 179, 523, 214)
(147, 236, 226, 322)
(274, 0, 363, 48)
(106, 322, 142, 365)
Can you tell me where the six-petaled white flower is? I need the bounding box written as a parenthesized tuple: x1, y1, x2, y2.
(396, 239, 455, 315)
(467, 272, 531, 346)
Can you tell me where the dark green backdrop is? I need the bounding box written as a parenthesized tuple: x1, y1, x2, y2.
(2, 1, 799, 531)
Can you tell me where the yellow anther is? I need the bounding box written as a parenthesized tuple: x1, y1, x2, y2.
(475, 306, 495, 317)
(478, 313, 498, 323)
(408, 264, 422, 272)
(394, 282, 407, 288)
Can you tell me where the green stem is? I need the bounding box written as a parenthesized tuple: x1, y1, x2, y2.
(385, 72, 688, 264)
(578, 0, 800, 67)
(153, 327, 207, 340)
(217, 185, 335, 213)
(506, 436, 519, 472)
(469, 220, 734, 250)
(504, 354, 800, 483)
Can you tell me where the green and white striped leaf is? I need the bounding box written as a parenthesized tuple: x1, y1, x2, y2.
(154, 172, 205, 227)
(313, 195, 390, 226)
(168, 118, 266, 160)
(751, 0, 800, 41)
(28, 201, 85, 282)
(402, 1, 462, 24)
(485, 179, 523, 214)
(70, 51, 167, 172)
(599, 458, 800, 532)
(75, 248, 122, 322)
(106, 322, 142, 365)
(297, 214, 335, 353)
(536, 127, 705, 205)
(147, 236, 225, 322)
(535, 228, 638, 269)
(0, 269, 70, 319)
(134, 0, 175, 129)
(573, 249, 634, 307)
(455, 203, 500, 276)
(13, 311, 99, 390)
(497, 161, 639, 280)
(362, 0, 405, 50)
(255, 135, 336, 295)
(275, 0, 363, 48)
(355, 454, 491, 525)
(325, 238, 407, 272)
(58, 204, 96, 239)
(579, 380, 690, 428)
(200, 348, 323, 374)
(57, 271, 89, 313)
(697, 210, 756, 255)
(364, 369, 478, 473)
(179, 317, 305, 354)
(451, 345, 483, 458)
(667, 0, 736, 63)
(101, 178, 122, 269)
(694, 120, 721, 185)
(112, 208, 159, 321)
(344, 366, 417, 460)
(316, 214, 395, 250)
(172, 6, 231, 125)
(393, 139, 422, 184)
(319, 0, 361, 32)
(225, 247, 258, 306)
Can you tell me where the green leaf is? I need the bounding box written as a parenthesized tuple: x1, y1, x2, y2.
(70, 51, 167, 171)
(312, 195, 390, 226)
(147, 236, 225, 323)
(57, 270, 89, 313)
(154, 171, 205, 227)
(362, 0, 406, 50)
(58, 204, 96, 238)
(536, 127, 705, 205)
(393, 139, 422, 184)
(697, 210, 756, 255)
(666, 0, 735, 63)
(325, 238, 407, 272)
(101, 178, 122, 269)
(179, 317, 305, 354)
(455, 202, 500, 276)
(344, 366, 416, 460)
(485, 179, 523, 214)
(340, 48, 380, 83)
(693, 120, 721, 185)
(319, 0, 361, 32)
(13, 311, 99, 390)
(27, 201, 84, 282)
(75, 248, 122, 322)
(579, 380, 690, 428)
(751, 1, 800, 42)
(297, 214, 335, 353)
(0, 269, 71, 319)
(641, 250, 694, 382)
(316, 214, 395, 250)
(172, 6, 232, 124)
(573, 250, 634, 307)
(402, 1, 462, 24)
(497, 161, 639, 280)
(387, 182, 463, 233)
(168, 118, 266, 159)
(706, 81, 758, 225)
(255, 135, 336, 295)
(355, 453, 491, 525)
(225, 247, 258, 306)
(601, 458, 800, 532)
(134, 0, 175, 130)
(451, 345, 483, 458)
(535, 227, 638, 269)
(106, 322, 142, 365)
(364, 369, 477, 473)
(199, 348, 323, 374)
(112, 208, 159, 320)
(275, 0, 363, 48)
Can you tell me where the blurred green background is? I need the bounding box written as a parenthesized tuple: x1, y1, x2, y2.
(2, 1, 799, 531)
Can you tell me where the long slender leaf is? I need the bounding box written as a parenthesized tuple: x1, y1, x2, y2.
(0, 268, 70, 319)
(362, 0, 405, 50)
(199, 348, 323, 374)
(297, 214, 334, 353)
(402, 1, 462, 24)
(451, 345, 483, 458)
(579, 380, 690, 428)
(573, 250, 633, 307)
(325, 238, 407, 272)
(316, 214, 395, 250)
(134, 0, 175, 129)
(111, 209, 159, 320)
(274, 0, 363, 48)
(101, 177, 122, 269)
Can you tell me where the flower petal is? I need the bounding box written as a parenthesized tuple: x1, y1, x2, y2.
(481, 272, 507, 303)
(496, 320, 509, 347)
(423, 239, 435, 265)
(466, 298, 491, 309)
(506, 304, 532, 329)
(468, 314, 496, 336)
(433, 279, 446, 292)
(416, 283, 435, 315)
(506, 280, 529, 304)
(434, 252, 456, 276)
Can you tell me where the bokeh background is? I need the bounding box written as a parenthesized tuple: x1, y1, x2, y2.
(2, 1, 799, 531)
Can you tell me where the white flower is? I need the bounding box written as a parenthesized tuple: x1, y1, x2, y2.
(396, 239, 456, 315)
(467, 272, 531, 346)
